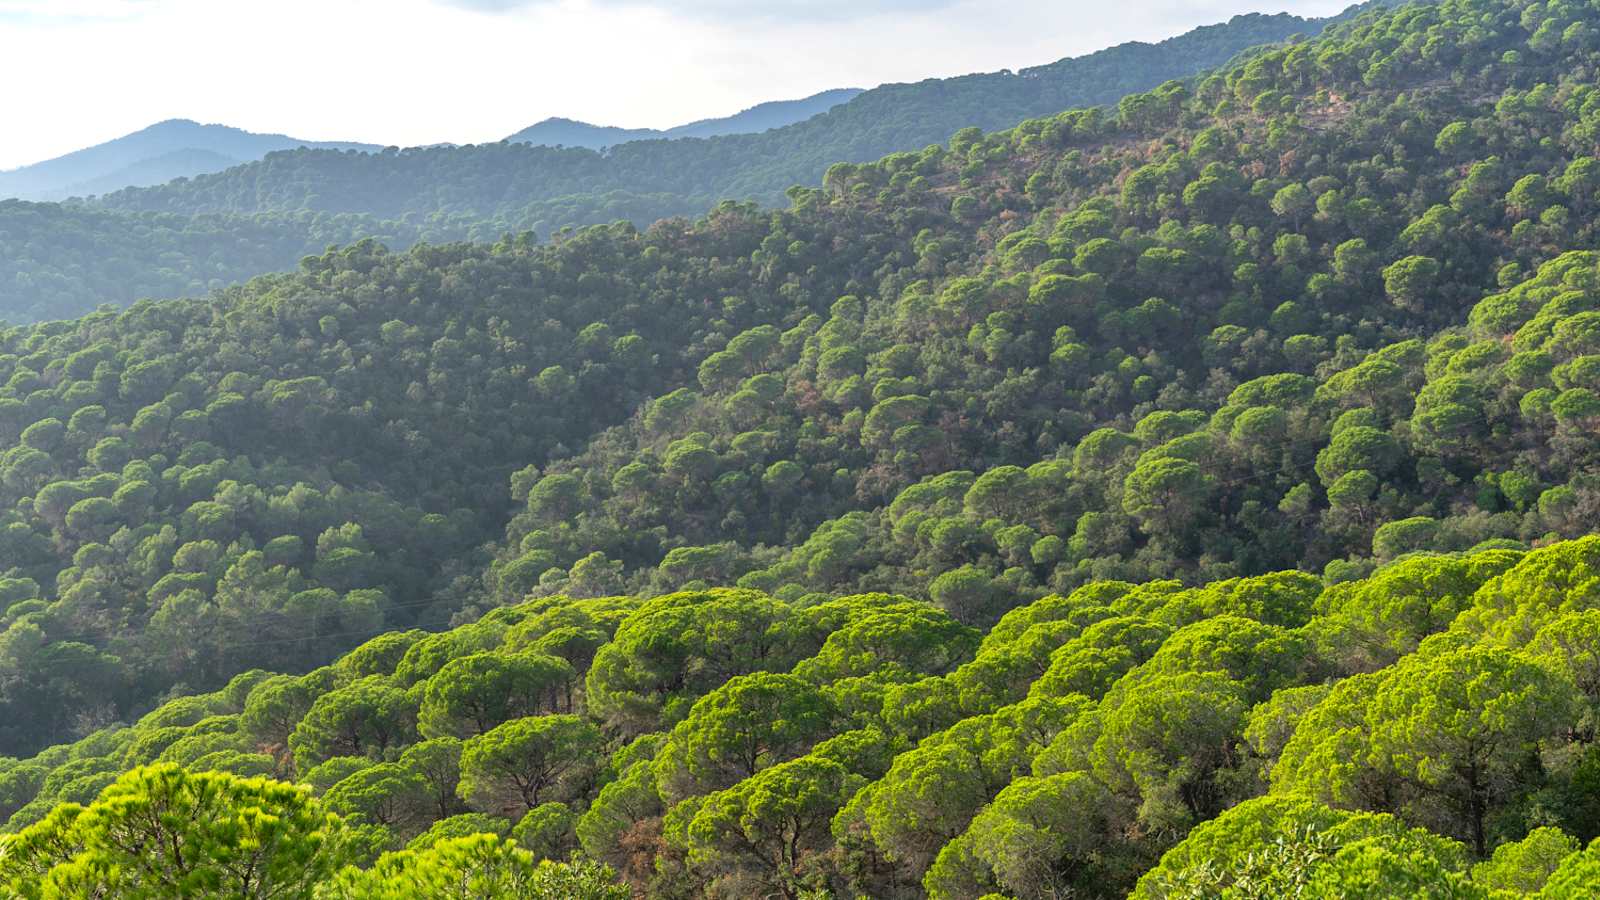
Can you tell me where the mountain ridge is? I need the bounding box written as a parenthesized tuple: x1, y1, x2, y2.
(0, 4, 1386, 324)
(505, 88, 866, 149)
(93, 7, 1374, 222)
(0, 119, 382, 202)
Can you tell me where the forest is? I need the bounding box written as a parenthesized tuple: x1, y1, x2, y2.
(92, 8, 1353, 222)
(0, 202, 427, 322)
(9, 0, 1600, 895)
(0, 4, 1373, 325)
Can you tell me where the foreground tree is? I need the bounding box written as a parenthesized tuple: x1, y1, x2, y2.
(1277, 648, 1578, 856)
(654, 672, 837, 800)
(1365, 648, 1576, 856)
(289, 676, 419, 772)
(417, 652, 575, 739)
(685, 756, 862, 899)
(0, 764, 349, 898)
(457, 715, 605, 817)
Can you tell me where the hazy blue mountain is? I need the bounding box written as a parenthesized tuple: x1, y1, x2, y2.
(504, 118, 662, 150)
(52, 148, 239, 199)
(10, 1, 1414, 327)
(0, 119, 381, 201)
(663, 88, 866, 138)
(505, 88, 864, 149)
(102, 4, 1398, 227)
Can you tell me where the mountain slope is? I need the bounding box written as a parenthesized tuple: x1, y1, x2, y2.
(661, 88, 867, 140)
(97, 6, 1379, 224)
(0, 120, 380, 202)
(6, 537, 1600, 898)
(0, 0, 1558, 747)
(506, 88, 865, 149)
(63, 148, 240, 199)
(5, 0, 1600, 897)
(0, 199, 910, 755)
(0, 6, 1375, 325)
(0, 200, 428, 322)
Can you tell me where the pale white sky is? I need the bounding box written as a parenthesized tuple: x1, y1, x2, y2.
(0, 0, 1351, 171)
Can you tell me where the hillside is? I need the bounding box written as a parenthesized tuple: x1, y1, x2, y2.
(0, 201, 432, 323)
(0, 120, 381, 202)
(11, 541, 1600, 897)
(506, 89, 865, 150)
(97, 9, 1358, 223)
(7, 0, 1600, 895)
(660, 88, 868, 140)
(0, 6, 1374, 326)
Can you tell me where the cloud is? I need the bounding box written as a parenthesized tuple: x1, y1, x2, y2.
(433, 0, 960, 22)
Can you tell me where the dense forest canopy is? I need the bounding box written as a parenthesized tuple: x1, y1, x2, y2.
(8, 543, 1600, 898)
(0, 201, 428, 323)
(0, 4, 1378, 325)
(10, 0, 1600, 895)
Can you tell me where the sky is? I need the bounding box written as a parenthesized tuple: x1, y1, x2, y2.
(0, 0, 1353, 171)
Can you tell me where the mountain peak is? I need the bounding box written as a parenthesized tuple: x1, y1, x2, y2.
(0, 121, 381, 202)
(506, 89, 864, 150)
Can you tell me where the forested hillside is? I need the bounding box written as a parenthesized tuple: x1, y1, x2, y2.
(0, 202, 431, 322)
(8, 0, 1600, 895)
(13, 542, 1600, 897)
(97, 9, 1355, 224)
(0, 202, 913, 756)
(0, 6, 1367, 326)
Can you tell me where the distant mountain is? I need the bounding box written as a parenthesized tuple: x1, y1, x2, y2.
(54, 148, 239, 200)
(0, 120, 381, 201)
(100, 6, 1382, 228)
(506, 118, 662, 150)
(100, 8, 1364, 225)
(505, 88, 865, 150)
(4, 1, 1410, 325)
(662, 89, 866, 139)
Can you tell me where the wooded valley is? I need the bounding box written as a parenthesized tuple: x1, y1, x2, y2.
(6, 0, 1600, 895)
